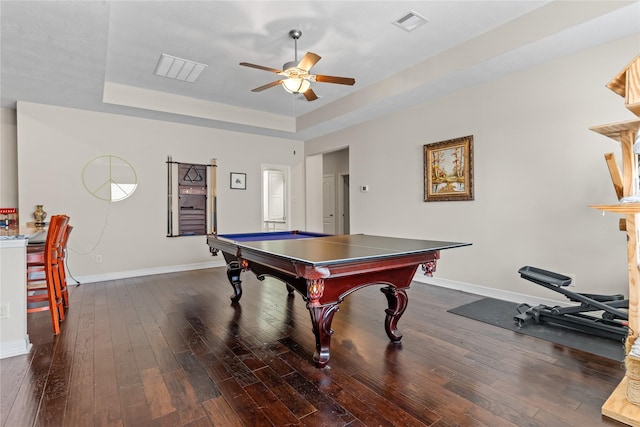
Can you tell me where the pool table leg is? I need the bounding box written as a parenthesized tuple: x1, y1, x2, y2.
(226, 261, 243, 302)
(307, 302, 340, 368)
(381, 286, 408, 341)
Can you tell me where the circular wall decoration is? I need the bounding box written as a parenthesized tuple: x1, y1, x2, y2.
(82, 155, 138, 202)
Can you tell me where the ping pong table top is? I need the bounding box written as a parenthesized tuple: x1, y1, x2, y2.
(230, 233, 470, 266)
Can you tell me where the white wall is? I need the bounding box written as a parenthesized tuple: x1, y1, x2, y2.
(323, 149, 349, 177)
(0, 108, 18, 208)
(306, 35, 639, 300)
(15, 102, 305, 282)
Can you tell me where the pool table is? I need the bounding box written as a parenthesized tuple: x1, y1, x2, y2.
(207, 231, 470, 367)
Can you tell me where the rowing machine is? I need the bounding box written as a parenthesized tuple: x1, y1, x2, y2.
(514, 266, 628, 341)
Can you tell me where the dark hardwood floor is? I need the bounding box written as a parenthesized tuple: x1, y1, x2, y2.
(1, 267, 628, 426)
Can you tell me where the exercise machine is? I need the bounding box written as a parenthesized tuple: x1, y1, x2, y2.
(514, 266, 629, 341)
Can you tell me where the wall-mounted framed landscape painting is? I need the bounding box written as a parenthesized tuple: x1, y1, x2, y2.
(424, 135, 474, 202)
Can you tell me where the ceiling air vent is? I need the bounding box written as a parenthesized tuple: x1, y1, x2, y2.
(392, 10, 429, 32)
(153, 54, 208, 83)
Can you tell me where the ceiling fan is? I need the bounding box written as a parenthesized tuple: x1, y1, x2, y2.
(239, 29, 355, 101)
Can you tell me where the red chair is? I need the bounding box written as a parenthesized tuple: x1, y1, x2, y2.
(26, 215, 69, 335)
(58, 225, 73, 308)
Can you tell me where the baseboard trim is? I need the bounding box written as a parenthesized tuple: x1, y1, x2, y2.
(73, 260, 226, 285)
(412, 274, 568, 307)
(0, 336, 32, 360)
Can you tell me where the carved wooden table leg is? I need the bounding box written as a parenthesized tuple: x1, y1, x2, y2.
(380, 286, 408, 341)
(305, 277, 340, 367)
(226, 260, 243, 302)
(307, 303, 340, 368)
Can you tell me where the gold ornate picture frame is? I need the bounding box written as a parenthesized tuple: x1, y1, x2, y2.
(424, 135, 474, 202)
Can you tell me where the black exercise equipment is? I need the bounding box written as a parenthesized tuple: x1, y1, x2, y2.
(514, 266, 629, 341)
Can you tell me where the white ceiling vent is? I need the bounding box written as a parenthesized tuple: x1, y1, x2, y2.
(153, 54, 207, 83)
(392, 10, 429, 32)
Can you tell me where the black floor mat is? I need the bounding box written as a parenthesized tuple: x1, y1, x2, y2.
(448, 297, 625, 361)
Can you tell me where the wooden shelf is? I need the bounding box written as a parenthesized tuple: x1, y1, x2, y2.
(589, 119, 640, 142)
(590, 203, 640, 214)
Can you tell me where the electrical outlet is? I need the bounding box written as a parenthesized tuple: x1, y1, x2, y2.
(95, 254, 103, 263)
(0, 304, 9, 320)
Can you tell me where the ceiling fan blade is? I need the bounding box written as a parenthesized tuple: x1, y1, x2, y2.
(297, 52, 321, 72)
(314, 74, 356, 85)
(251, 80, 283, 92)
(240, 62, 282, 73)
(303, 88, 318, 102)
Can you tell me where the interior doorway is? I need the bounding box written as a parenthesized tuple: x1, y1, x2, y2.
(340, 174, 350, 234)
(261, 164, 290, 231)
(322, 148, 349, 234)
(323, 174, 336, 234)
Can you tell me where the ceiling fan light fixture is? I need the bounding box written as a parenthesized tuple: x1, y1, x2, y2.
(282, 78, 310, 94)
(240, 28, 354, 101)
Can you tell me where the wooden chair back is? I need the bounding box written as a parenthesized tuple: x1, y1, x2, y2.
(26, 214, 70, 335)
(58, 224, 73, 307)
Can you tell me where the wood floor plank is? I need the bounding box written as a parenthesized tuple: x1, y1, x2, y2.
(34, 394, 66, 427)
(62, 359, 94, 427)
(113, 342, 140, 389)
(200, 395, 244, 427)
(92, 392, 123, 427)
(174, 351, 221, 402)
(182, 416, 215, 427)
(119, 383, 152, 426)
(3, 342, 54, 427)
(252, 366, 316, 418)
(139, 366, 177, 419)
(215, 377, 272, 426)
(142, 320, 181, 373)
(276, 351, 429, 427)
(195, 352, 233, 384)
(162, 369, 207, 425)
(283, 370, 355, 425)
(0, 353, 32, 425)
(243, 381, 301, 426)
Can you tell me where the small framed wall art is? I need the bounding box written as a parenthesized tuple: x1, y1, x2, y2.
(424, 135, 474, 202)
(230, 172, 246, 190)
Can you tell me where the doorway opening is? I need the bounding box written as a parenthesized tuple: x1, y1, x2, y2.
(322, 148, 350, 234)
(262, 165, 290, 231)
(339, 174, 350, 234)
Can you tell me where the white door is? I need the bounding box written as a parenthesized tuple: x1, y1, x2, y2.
(323, 174, 336, 234)
(262, 167, 288, 231)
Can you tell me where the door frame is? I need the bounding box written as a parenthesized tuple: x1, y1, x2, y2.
(337, 173, 350, 234)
